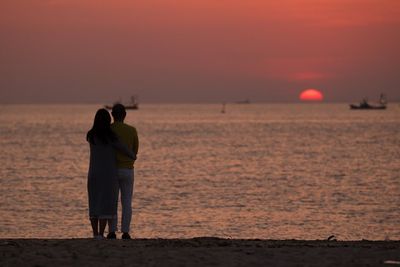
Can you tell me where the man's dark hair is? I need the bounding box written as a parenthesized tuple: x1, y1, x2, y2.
(111, 103, 126, 121)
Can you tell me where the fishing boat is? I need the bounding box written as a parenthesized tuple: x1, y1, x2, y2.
(235, 99, 251, 104)
(105, 96, 139, 110)
(349, 94, 387, 110)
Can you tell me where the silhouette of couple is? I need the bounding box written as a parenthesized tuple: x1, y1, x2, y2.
(86, 104, 139, 240)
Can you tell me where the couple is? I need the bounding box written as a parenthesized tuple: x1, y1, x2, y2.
(86, 104, 139, 240)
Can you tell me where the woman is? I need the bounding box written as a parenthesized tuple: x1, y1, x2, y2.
(86, 109, 135, 239)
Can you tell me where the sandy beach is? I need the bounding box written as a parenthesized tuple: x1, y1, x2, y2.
(1, 238, 399, 266)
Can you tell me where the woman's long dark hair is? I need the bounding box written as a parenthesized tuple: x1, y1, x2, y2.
(87, 109, 117, 145)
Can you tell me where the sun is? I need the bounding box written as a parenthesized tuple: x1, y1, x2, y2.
(299, 89, 324, 101)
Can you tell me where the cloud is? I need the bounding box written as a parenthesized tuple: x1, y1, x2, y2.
(288, 0, 400, 28)
(253, 57, 338, 83)
(290, 71, 333, 82)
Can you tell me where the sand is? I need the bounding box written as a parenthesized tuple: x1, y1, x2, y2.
(1, 238, 400, 266)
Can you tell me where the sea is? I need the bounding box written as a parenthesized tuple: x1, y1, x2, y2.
(0, 103, 399, 240)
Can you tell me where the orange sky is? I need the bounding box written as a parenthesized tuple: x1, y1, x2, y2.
(1, 0, 399, 103)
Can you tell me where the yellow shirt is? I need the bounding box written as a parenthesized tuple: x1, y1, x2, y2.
(111, 121, 139, 169)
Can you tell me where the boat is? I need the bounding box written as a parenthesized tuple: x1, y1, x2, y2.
(235, 99, 251, 104)
(221, 103, 226, 113)
(105, 96, 139, 110)
(349, 94, 387, 110)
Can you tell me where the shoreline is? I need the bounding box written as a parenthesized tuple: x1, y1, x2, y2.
(2, 238, 400, 266)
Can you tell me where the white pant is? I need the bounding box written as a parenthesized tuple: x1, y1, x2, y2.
(110, 168, 134, 233)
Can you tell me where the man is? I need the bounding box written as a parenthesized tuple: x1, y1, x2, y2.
(107, 103, 139, 239)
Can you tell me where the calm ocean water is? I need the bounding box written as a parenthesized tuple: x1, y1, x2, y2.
(0, 103, 399, 240)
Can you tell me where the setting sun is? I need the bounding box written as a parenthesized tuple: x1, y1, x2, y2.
(299, 89, 324, 101)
